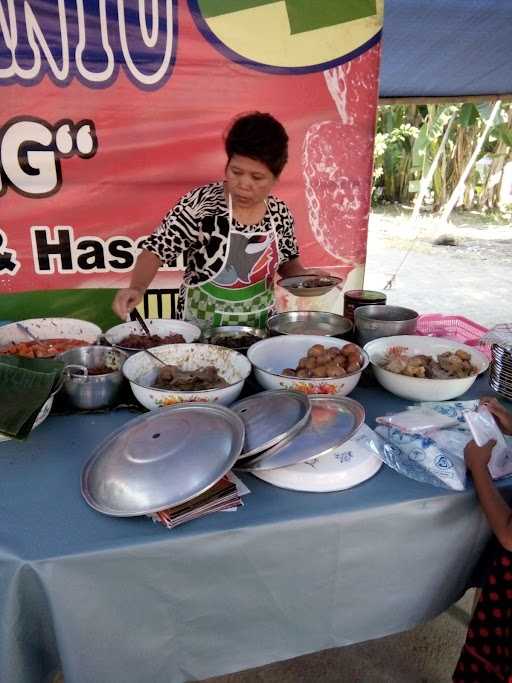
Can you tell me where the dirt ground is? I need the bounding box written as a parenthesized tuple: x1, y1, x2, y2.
(364, 206, 512, 329)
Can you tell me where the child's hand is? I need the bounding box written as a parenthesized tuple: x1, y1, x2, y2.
(464, 438, 496, 472)
(479, 397, 512, 435)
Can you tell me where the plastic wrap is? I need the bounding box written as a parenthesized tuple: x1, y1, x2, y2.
(376, 407, 459, 433)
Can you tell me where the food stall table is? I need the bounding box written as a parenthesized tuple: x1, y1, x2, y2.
(0, 376, 507, 683)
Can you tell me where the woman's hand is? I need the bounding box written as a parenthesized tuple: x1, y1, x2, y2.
(112, 287, 144, 320)
(464, 438, 496, 472)
(479, 396, 512, 435)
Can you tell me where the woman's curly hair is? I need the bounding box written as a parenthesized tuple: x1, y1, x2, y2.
(224, 112, 289, 177)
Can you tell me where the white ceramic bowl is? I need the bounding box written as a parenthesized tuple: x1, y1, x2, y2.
(247, 335, 368, 396)
(104, 318, 201, 353)
(122, 343, 252, 409)
(364, 335, 489, 401)
(0, 318, 101, 351)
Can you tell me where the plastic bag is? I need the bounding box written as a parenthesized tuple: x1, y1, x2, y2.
(463, 406, 512, 480)
(376, 407, 459, 433)
(374, 425, 468, 490)
(420, 400, 478, 428)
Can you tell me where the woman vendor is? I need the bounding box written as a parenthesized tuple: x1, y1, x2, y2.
(112, 112, 323, 328)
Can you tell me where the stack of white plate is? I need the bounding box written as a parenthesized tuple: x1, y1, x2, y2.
(490, 343, 512, 400)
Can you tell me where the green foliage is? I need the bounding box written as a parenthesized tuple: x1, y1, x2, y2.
(373, 101, 512, 212)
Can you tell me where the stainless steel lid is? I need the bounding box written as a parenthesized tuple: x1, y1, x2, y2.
(231, 390, 311, 458)
(81, 403, 245, 516)
(239, 396, 365, 471)
(267, 311, 352, 337)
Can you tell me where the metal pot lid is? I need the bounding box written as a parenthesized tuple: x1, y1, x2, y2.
(231, 390, 311, 458)
(81, 403, 245, 517)
(239, 396, 365, 472)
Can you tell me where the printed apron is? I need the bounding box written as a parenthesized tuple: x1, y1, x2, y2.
(185, 196, 279, 328)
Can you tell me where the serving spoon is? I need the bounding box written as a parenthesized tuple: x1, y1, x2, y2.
(132, 308, 151, 336)
(129, 309, 167, 367)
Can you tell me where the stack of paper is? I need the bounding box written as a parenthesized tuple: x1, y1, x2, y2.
(151, 474, 249, 529)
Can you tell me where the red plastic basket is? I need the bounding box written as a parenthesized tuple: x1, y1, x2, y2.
(416, 314, 491, 359)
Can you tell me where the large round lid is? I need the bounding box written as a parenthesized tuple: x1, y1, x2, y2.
(239, 396, 365, 471)
(81, 403, 245, 516)
(231, 390, 311, 458)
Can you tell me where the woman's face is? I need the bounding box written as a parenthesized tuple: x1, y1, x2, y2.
(225, 154, 277, 209)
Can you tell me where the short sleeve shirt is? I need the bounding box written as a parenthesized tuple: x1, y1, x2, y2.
(140, 182, 300, 289)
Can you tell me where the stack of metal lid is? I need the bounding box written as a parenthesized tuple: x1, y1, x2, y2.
(231, 390, 312, 461)
(490, 343, 512, 400)
(233, 393, 366, 471)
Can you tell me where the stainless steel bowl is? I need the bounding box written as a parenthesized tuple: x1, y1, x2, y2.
(354, 305, 418, 346)
(57, 346, 128, 410)
(267, 311, 353, 338)
(203, 325, 267, 352)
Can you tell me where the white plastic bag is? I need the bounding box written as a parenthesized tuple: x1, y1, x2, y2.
(463, 406, 512, 480)
(374, 425, 468, 490)
(376, 407, 458, 433)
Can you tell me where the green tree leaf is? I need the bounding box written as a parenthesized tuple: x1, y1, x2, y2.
(458, 103, 479, 127)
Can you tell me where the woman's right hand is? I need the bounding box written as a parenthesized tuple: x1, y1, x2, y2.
(112, 287, 144, 320)
(479, 396, 512, 435)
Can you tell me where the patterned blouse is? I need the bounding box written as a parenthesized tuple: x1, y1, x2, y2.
(140, 182, 300, 313)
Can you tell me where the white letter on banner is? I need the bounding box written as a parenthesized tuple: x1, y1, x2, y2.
(1, 121, 58, 195)
(24, 0, 69, 82)
(117, 0, 173, 86)
(75, 0, 114, 83)
(0, 0, 19, 79)
(139, 0, 159, 47)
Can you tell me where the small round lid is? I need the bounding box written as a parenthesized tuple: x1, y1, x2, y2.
(81, 403, 245, 516)
(344, 290, 386, 302)
(240, 396, 365, 471)
(231, 390, 311, 458)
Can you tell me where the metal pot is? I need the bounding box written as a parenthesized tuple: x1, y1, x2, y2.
(354, 305, 418, 346)
(57, 346, 128, 410)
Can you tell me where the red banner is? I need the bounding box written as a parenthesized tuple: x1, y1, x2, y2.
(0, 1, 382, 327)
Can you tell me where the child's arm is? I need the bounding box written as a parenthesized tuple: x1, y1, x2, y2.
(465, 439, 512, 551)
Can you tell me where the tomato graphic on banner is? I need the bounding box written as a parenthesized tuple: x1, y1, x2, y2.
(0, 0, 383, 328)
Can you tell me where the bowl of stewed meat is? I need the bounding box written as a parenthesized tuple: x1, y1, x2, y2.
(103, 318, 201, 354)
(247, 335, 368, 396)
